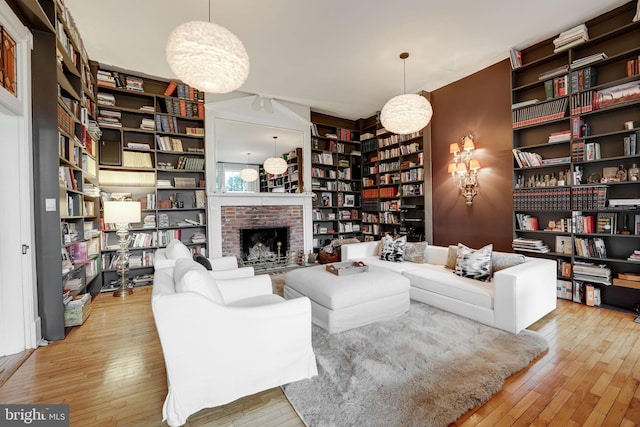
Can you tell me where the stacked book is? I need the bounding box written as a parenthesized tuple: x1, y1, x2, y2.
(96, 70, 116, 88)
(548, 130, 571, 143)
(97, 109, 121, 127)
(573, 261, 611, 285)
(628, 250, 640, 262)
(125, 76, 144, 92)
(191, 232, 206, 244)
(571, 53, 607, 69)
(512, 238, 550, 253)
(538, 65, 569, 81)
(553, 24, 588, 53)
(612, 272, 640, 289)
(97, 92, 115, 106)
(139, 118, 155, 131)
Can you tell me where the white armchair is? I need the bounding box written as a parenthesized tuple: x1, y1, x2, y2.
(152, 259, 317, 427)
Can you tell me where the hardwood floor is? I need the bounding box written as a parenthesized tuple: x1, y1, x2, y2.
(0, 286, 638, 426)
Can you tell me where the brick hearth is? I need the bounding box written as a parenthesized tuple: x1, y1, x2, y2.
(221, 206, 304, 258)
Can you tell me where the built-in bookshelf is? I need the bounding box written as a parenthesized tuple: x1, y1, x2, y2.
(358, 113, 427, 242)
(55, 0, 101, 331)
(511, 1, 640, 311)
(95, 67, 207, 292)
(259, 147, 303, 193)
(310, 113, 362, 253)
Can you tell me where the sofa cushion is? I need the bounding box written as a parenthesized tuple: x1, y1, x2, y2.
(380, 234, 406, 262)
(404, 265, 494, 309)
(165, 239, 191, 259)
(444, 245, 458, 270)
(455, 243, 493, 282)
(404, 241, 428, 263)
(491, 252, 526, 273)
(193, 253, 212, 270)
(174, 258, 224, 303)
(227, 294, 285, 307)
(358, 257, 424, 274)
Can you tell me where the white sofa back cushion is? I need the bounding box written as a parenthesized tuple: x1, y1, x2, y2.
(174, 258, 224, 303)
(166, 239, 192, 259)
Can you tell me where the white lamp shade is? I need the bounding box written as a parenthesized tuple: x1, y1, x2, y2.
(263, 157, 287, 175)
(166, 21, 250, 93)
(104, 201, 141, 225)
(380, 93, 433, 135)
(240, 167, 259, 182)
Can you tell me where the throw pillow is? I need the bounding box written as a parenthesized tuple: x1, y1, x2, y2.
(193, 253, 212, 270)
(491, 252, 526, 273)
(454, 243, 493, 282)
(403, 241, 428, 263)
(444, 245, 459, 270)
(174, 258, 224, 303)
(165, 239, 191, 259)
(380, 234, 406, 262)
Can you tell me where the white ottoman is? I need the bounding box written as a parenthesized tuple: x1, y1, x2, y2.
(284, 264, 410, 334)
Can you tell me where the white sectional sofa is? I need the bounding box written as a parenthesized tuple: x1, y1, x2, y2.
(341, 241, 557, 334)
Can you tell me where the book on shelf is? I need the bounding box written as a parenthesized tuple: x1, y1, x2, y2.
(548, 130, 571, 143)
(509, 47, 522, 69)
(595, 213, 616, 234)
(571, 52, 607, 69)
(553, 24, 588, 53)
(512, 97, 568, 128)
(538, 65, 569, 81)
(511, 238, 550, 253)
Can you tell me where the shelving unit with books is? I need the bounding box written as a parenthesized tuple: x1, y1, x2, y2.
(55, 1, 102, 330)
(358, 116, 427, 242)
(310, 113, 362, 253)
(511, 1, 640, 312)
(95, 66, 207, 291)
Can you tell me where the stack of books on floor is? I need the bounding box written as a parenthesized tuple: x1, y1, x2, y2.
(511, 238, 550, 253)
(573, 261, 611, 285)
(553, 24, 588, 53)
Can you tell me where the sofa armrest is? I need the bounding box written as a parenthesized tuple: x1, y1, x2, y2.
(493, 258, 557, 333)
(341, 241, 379, 261)
(210, 256, 239, 270)
(210, 266, 254, 280)
(215, 274, 273, 304)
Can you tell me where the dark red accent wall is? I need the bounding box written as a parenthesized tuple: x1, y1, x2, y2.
(430, 60, 514, 251)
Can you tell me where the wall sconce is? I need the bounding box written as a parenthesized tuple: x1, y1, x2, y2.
(448, 135, 481, 206)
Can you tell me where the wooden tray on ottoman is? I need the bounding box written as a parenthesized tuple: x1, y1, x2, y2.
(325, 261, 368, 276)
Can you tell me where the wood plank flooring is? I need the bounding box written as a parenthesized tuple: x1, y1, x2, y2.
(0, 286, 638, 426)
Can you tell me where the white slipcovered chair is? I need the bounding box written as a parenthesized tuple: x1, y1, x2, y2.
(154, 239, 255, 279)
(151, 258, 317, 427)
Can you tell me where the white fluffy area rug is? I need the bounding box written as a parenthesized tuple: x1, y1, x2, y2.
(282, 301, 548, 427)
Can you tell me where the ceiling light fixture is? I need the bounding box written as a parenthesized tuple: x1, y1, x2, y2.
(165, 1, 250, 93)
(263, 136, 287, 175)
(240, 153, 258, 182)
(380, 52, 433, 135)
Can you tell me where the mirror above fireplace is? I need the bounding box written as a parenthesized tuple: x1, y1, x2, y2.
(205, 95, 312, 194)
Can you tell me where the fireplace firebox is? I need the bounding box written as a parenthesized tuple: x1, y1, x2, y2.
(239, 227, 291, 271)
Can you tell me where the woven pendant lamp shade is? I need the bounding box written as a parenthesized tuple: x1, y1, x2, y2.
(380, 93, 433, 135)
(166, 21, 250, 93)
(263, 157, 287, 175)
(240, 167, 259, 182)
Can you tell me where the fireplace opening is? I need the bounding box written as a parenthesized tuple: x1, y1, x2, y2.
(239, 227, 291, 271)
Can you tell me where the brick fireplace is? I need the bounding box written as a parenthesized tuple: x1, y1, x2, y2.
(208, 193, 313, 259)
(221, 206, 303, 258)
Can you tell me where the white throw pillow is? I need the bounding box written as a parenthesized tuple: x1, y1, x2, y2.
(165, 239, 191, 259)
(174, 259, 224, 303)
(454, 243, 493, 282)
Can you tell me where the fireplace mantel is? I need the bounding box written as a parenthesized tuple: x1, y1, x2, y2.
(208, 193, 314, 258)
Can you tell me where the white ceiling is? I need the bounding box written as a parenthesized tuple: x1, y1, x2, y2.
(65, 0, 629, 121)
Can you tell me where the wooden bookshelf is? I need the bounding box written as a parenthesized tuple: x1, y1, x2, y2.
(511, 1, 640, 311)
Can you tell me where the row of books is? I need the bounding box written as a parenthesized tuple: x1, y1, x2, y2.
(512, 149, 570, 168)
(571, 185, 607, 210)
(543, 75, 568, 99)
(361, 212, 379, 223)
(164, 81, 205, 102)
(627, 57, 640, 77)
(156, 114, 179, 133)
(401, 184, 424, 197)
(512, 98, 568, 128)
(379, 212, 400, 224)
(311, 152, 334, 166)
(513, 188, 571, 210)
(515, 213, 539, 230)
(377, 130, 422, 147)
(574, 237, 607, 259)
(570, 67, 597, 92)
(570, 90, 596, 115)
(155, 135, 184, 152)
(174, 156, 205, 170)
(97, 70, 144, 92)
(163, 97, 204, 119)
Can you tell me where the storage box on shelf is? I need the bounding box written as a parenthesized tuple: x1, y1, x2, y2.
(96, 67, 208, 291)
(310, 113, 362, 253)
(511, 1, 640, 311)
